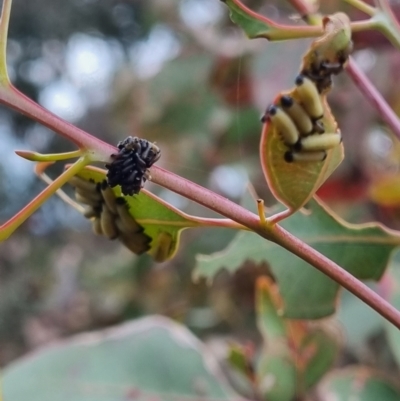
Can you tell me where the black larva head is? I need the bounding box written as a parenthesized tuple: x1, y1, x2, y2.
(284, 151, 294, 163)
(261, 105, 277, 123)
(293, 140, 302, 152)
(105, 136, 161, 196)
(295, 75, 305, 86)
(280, 95, 294, 108)
(267, 105, 278, 115)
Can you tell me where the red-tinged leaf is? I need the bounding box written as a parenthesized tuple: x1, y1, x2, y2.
(260, 13, 352, 211)
(260, 94, 344, 211)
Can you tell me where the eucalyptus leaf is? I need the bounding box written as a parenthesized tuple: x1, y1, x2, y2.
(3, 316, 244, 401)
(195, 198, 400, 318)
(72, 166, 200, 262)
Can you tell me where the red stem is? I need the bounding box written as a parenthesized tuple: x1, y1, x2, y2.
(274, 225, 400, 327)
(346, 58, 400, 141)
(0, 86, 115, 158)
(151, 166, 400, 329)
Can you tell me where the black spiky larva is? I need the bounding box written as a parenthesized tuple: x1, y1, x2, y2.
(262, 105, 300, 147)
(106, 136, 161, 196)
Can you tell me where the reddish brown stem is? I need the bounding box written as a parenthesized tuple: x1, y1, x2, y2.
(0, 86, 115, 158)
(151, 165, 400, 329)
(346, 58, 400, 141)
(273, 224, 400, 328)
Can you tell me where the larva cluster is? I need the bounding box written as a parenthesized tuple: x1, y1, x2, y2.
(69, 176, 151, 255)
(261, 13, 352, 163)
(106, 136, 161, 196)
(301, 13, 353, 94)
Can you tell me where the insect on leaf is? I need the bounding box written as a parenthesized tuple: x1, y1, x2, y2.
(260, 13, 352, 212)
(69, 166, 200, 262)
(260, 95, 344, 211)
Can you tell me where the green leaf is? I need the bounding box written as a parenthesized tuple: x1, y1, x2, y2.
(73, 166, 199, 262)
(256, 355, 297, 401)
(337, 290, 383, 350)
(300, 328, 339, 390)
(256, 277, 287, 341)
(220, 0, 320, 41)
(255, 278, 297, 401)
(222, 0, 275, 39)
(384, 258, 400, 367)
(2, 316, 243, 401)
(316, 367, 400, 400)
(195, 198, 400, 318)
(255, 277, 338, 397)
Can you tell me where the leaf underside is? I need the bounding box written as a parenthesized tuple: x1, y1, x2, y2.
(74, 166, 196, 262)
(260, 94, 344, 212)
(195, 198, 400, 319)
(3, 316, 243, 401)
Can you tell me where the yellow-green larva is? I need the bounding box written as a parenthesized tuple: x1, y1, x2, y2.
(75, 192, 101, 208)
(299, 132, 342, 152)
(92, 217, 103, 236)
(115, 198, 142, 234)
(120, 233, 151, 254)
(263, 105, 299, 146)
(100, 180, 118, 215)
(295, 75, 324, 120)
(69, 176, 98, 193)
(100, 206, 118, 240)
(284, 150, 327, 163)
(280, 95, 313, 135)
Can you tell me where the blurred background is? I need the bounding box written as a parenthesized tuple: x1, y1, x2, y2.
(1, 0, 400, 380)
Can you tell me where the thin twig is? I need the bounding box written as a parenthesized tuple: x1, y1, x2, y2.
(346, 58, 400, 142)
(273, 224, 400, 328)
(344, 0, 377, 16)
(150, 165, 400, 329)
(0, 0, 12, 83)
